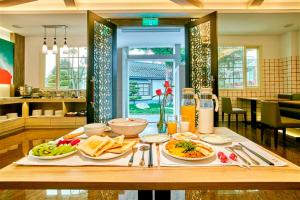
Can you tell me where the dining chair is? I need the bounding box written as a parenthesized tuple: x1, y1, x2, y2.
(291, 93, 300, 100)
(261, 101, 300, 147)
(221, 97, 247, 128)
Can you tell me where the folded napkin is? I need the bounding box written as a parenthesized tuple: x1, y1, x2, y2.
(15, 143, 157, 167)
(159, 141, 287, 167)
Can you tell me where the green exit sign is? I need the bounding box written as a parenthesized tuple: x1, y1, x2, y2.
(142, 18, 159, 26)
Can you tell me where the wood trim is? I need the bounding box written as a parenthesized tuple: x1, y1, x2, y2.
(170, 0, 203, 8)
(248, 0, 264, 7)
(10, 33, 25, 90)
(64, 0, 76, 7)
(0, 0, 37, 7)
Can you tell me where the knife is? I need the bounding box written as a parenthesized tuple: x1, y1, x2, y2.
(148, 143, 153, 168)
(239, 143, 274, 166)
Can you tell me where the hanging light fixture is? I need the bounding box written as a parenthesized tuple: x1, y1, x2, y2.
(42, 27, 48, 54)
(52, 27, 58, 54)
(62, 25, 69, 54)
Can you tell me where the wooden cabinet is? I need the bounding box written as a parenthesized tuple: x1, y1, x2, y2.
(0, 98, 86, 135)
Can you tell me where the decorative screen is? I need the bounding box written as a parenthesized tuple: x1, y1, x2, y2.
(189, 21, 211, 95)
(93, 21, 113, 123)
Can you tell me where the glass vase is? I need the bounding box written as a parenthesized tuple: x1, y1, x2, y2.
(157, 104, 167, 133)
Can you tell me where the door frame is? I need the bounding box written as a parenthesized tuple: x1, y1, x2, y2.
(87, 11, 117, 123)
(122, 44, 182, 122)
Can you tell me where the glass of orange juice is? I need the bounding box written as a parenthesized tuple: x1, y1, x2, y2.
(167, 115, 178, 135)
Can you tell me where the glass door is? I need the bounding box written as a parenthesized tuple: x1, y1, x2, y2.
(185, 12, 219, 125)
(86, 11, 117, 123)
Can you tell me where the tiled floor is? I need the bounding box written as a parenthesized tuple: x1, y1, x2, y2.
(0, 123, 300, 200)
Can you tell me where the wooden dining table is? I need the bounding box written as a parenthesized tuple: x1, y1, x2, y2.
(0, 127, 299, 194)
(237, 97, 284, 127)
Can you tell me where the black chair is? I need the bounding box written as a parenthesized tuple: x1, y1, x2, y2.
(261, 101, 300, 147)
(221, 97, 247, 128)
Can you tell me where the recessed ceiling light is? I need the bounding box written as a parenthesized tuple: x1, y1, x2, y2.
(284, 24, 294, 28)
(12, 25, 23, 28)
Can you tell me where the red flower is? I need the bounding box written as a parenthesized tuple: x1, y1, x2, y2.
(164, 81, 170, 88)
(156, 89, 162, 96)
(166, 87, 172, 95)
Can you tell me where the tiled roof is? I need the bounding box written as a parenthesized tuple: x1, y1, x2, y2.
(129, 62, 166, 79)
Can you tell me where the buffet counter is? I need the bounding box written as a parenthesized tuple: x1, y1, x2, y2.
(0, 97, 86, 105)
(0, 97, 86, 136)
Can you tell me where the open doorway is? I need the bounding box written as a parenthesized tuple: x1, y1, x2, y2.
(117, 27, 185, 122)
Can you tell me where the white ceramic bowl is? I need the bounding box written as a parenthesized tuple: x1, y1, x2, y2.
(84, 123, 106, 137)
(6, 113, 18, 119)
(108, 118, 148, 138)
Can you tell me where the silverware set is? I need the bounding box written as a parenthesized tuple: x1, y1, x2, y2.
(128, 144, 153, 167)
(225, 143, 274, 167)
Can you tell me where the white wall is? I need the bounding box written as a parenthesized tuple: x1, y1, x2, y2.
(25, 35, 86, 87)
(219, 35, 281, 59)
(280, 31, 299, 57)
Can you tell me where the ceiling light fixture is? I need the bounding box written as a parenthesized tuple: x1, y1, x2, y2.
(52, 27, 58, 54)
(42, 27, 48, 54)
(62, 25, 69, 54)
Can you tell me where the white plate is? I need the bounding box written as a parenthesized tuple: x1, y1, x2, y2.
(140, 134, 170, 144)
(162, 141, 215, 161)
(199, 135, 232, 145)
(79, 148, 132, 160)
(28, 149, 77, 160)
(172, 132, 198, 140)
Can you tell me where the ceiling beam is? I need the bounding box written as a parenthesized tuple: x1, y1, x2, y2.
(64, 0, 76, 7)
(248, 0, 264, 7)
(170, 0, 203, 8)
(0, 0, 37, 7)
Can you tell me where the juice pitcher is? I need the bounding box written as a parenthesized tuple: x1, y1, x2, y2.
(181, 88, 197, 133)
(197, 88, 219, 134)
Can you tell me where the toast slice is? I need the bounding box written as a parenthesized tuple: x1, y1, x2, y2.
(106, 140, 137, 154)
(94, 137, 116, 157)
(110, 135, 125, 149)
(77, 135, 109, 156)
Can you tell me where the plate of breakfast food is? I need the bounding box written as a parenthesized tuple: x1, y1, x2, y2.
(162, 139, 215, 161)
(77, 135, 136, 160)
(29, 138, 80, 160)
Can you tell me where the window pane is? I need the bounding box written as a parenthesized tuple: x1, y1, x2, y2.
(218, 46, 244, 89)
(69, 47, 78, 57)
(58, 47, 87, 90)
(79, 47, 87, 57)
(45, 51, 56, 88)
(246, 48, 258, 87)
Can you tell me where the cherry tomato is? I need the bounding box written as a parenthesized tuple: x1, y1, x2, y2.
(229, 153, 237, 161)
